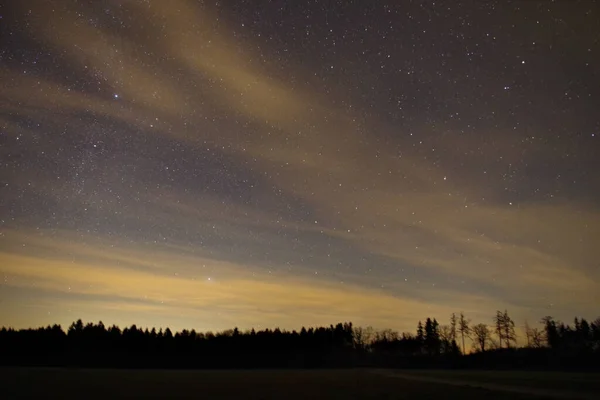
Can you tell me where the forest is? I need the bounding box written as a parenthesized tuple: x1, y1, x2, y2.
(2, 311, 599, 370)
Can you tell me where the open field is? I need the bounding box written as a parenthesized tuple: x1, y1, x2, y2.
(382, 369, 600, 398)
(1, 368, 598, 399)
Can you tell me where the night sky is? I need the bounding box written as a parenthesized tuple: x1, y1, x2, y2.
(1, 0, 599, 334)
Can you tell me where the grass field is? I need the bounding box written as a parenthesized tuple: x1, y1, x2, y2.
(389, 369, 600, 397)
(1, 368, 598, 399)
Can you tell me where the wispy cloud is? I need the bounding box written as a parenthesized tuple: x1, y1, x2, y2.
(1, 0, 598, 333)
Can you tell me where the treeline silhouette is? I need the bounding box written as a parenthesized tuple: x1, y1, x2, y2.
(1, 311, 599, 370)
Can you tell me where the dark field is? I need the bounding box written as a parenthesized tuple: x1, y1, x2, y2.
(1, 368, 598, 399)
(390, 369, 600, 398)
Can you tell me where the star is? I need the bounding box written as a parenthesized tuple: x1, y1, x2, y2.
(0, 0, 597, 335)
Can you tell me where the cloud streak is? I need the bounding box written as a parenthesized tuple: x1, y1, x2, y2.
(1, 0, 598, 333)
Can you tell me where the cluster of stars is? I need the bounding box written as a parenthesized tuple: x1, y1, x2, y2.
(0, 0, 598, 330)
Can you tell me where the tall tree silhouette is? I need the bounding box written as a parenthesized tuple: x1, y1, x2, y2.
(416, 320, 425, 349)
(502, 310, 516, 348)
(424, 318, 441, 355)
(449, 313, 457, 343)
(524, 321, 532, 347)
(471, 323, 491, 352)
(542, 316, 559, 349)
(494, 310, 505, 348)
(494, 310, 516, 348)
(458, 312, 470, 354)
(525, 321, 544, 348)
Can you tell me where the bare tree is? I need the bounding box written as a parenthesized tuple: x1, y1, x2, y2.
(524, 320, 531, 347)
(438, 324, 452, 353)
(471, 323, 491, 352)
(353, 326, 374, 350)
(525, 321, 544, 348)
(458, 312, 470, 354)
(374, 328, 398, 342)
(488, 336, 500, 350)
(529, 327, 544, 348)
(439, 324, 451, 343)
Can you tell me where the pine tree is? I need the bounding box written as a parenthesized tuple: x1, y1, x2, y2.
(424, 318, 434, 355)
(417, 320, 425, 352)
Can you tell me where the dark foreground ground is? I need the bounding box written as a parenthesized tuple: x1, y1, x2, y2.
(1, 368, 599, 399)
